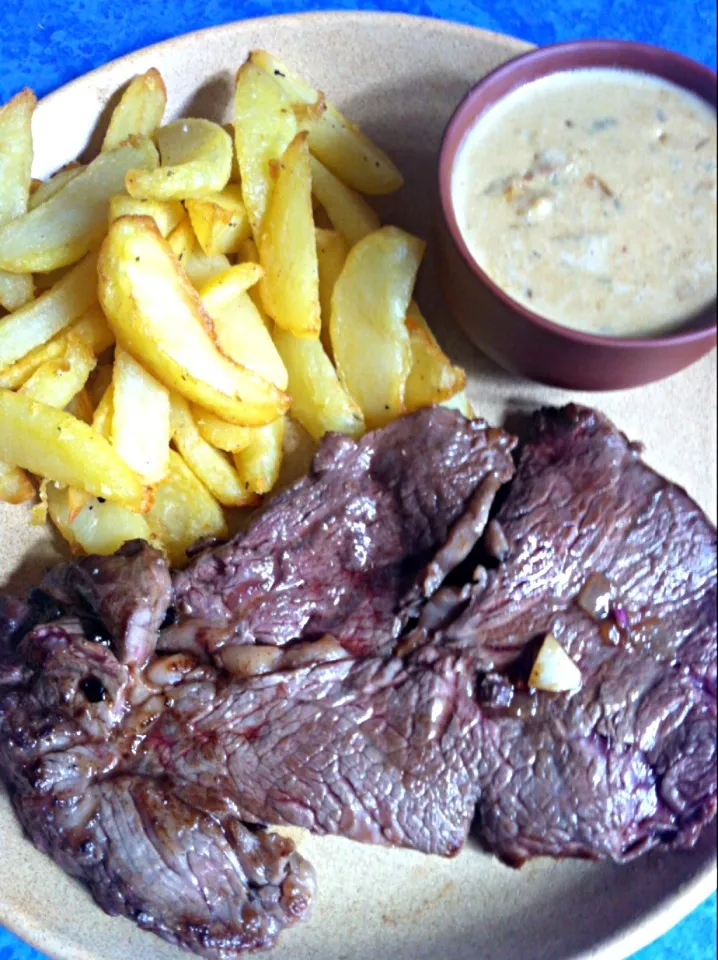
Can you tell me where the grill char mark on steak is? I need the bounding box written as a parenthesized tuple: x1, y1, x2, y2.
(171, 407, 516, 658)
(443, 405, 717, 865)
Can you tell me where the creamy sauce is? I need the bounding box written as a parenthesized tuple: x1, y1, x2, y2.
(452, 69, 718, 336)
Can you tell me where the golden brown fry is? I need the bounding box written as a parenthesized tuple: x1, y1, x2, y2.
(249, 51, 403, 195)
(108, 195, 185, 237)
(185, 185, 252, 256)
(259, 133, 321, 338)
(234, 62, 298, 236)
(0, 388, 149, 510)
(111, 346, 171, 484)
(92, 382, 114, 440)
(126, 119, 232, 200)
(200, 267, 287, 391)
(0, 89, 36, 310)
(170, 393, 258, 507)
(146, 450, 227, 567)
(273, 326, 364, 441)
(102, 68, 167, 152)
(233, 415, 285, 496)
(0, 253, 98, 372)
(98, 216, 290, 426)
(315, 228, 348, 358)
(404, 300, 466, 411)
(0, 138, 159, 273)
(28, 163, 84, 211)
(46, 482, 154, 556)
(19, 335, 97, 409)
(330, 226, 423, 428)
(309, 155, 379, 247)
(191, 405, 254, 453)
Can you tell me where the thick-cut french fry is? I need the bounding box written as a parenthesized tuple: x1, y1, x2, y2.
(108, 195, 185, 237)
(315, 228, 348, 357)
(28, 163, 84, 211)
(0, 305, 114, 390)
(0, 253, 98, 372)
(98, 217, 290, 426)
(92, 382, 114, 439)
(183, 249, 231, 291)
(0, 139, 159, 273)
(19, 336, 97, 409)
(170, 393, 258, 507)
(309, 155, 379, 247)
(46, 482, 153, 556)
(0, 88, 35, 223)
(185, 185, 252, 256)
(0, 459, 34, 504)
(65, 387, 94, 424)
(201, 268, 287, 390)
(0, 89, 36, 310)
(0, 272, 34, 312)
(331, 226, 423, 428)
(273, 327, 364, 441)
(126, 119, 232, 200)
(146, 450, 227, 567)
(235, 237, 271, 323)
(404, 300, 466, 411)
(233, 415, 285, 496)
(222, 123, 242, 182)
(112, 346, 171, 484)
(102, 69, 167, 152)
(234, 62, 298, 237)
(250, 51, 403, 196)
(165, 216, 231, 289)
(166, 215, 195, 260)
(67, 486, 92, 523)
(0, 389, 149, 510)
(191, 405, 254, 453)
(260, 133, 321, 338)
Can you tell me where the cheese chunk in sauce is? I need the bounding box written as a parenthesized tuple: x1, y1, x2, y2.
(452, 69, 717, 337)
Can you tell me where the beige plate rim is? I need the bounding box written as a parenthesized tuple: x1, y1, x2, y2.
(1, 11, 715, 960)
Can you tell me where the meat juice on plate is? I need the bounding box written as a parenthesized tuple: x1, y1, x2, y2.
(452, 68, 718, 336)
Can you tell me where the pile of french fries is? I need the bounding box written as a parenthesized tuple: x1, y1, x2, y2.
(0, 53, 469, 566)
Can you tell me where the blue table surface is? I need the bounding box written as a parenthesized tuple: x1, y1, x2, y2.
(0, 1, 716, 959)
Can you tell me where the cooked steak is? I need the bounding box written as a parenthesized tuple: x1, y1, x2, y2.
(0, 404, 715, 956)
(42, 539, 172, 667)
(171, 407, 516, 658)
(436, 405, 717, 865)
(0, 618, 315, 958)
(135, 646, 482, 856)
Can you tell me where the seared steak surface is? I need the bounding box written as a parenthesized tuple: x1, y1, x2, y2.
(0, 405, 715, 956)
(436, 406, 717, 864)
(171, 407, 516, 657)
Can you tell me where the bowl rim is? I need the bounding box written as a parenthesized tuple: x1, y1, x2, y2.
(438, 37, 718, 350)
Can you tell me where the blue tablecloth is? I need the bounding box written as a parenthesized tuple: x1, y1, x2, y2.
(0, 2, 716, 959)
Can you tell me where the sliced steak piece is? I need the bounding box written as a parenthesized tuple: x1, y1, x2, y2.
(41, 539, 172, 666)
(138, 648, 483, 857)
(171, 408, 516, 658)
(0, 619, 315, 958)
(442, 405, 717, 865)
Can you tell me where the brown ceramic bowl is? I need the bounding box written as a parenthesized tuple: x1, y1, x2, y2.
(436, 40, 718, 391)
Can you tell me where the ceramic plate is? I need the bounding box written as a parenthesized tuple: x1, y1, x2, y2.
(0, 12, 715, 960)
